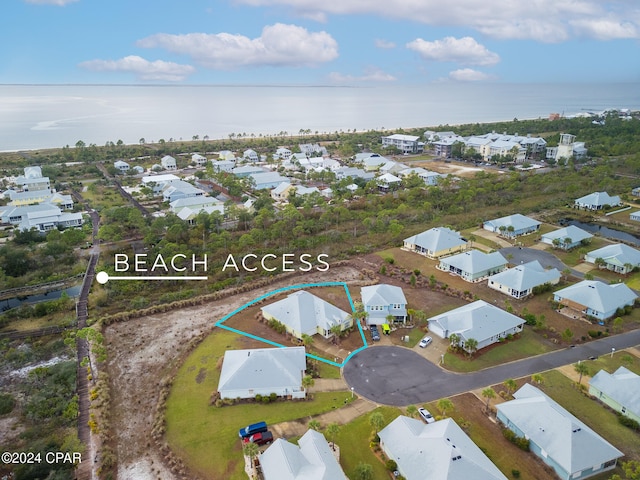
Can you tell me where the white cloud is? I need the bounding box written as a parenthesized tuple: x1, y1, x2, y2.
(328, 68, 397, 83)
(448, 68, 492, 82)
(232, 0, 640, 42)
(79, 55, 195, 82)
(406, 36, 500, 66)
(375, 39, 396, 49)
(24, 0, 79, 4)
(137, 23, 338, 69)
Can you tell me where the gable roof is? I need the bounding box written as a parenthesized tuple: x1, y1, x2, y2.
(440, 250, 507, 274)
(488, 261, 561, 292)
(541, 225, 593, 244)
(575, 191, 621, 207)
(590, 367, 640, 417)
(484, 214, 541, 231)
(361, 284, 407, 307)
(261, 429, 348, 480)
(376, 172, 402, 184)
(218, 347, 306, 394)
(261, 291, 351, 336)
(404, 227, 467, 253)
(587, 243, 640, 268)
(554, 280, 637, 314)
(428, 300, 524, 343)
(379, 416, 507, 480)
(497, 384, 623, 475)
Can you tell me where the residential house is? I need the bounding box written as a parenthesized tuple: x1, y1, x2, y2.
(271, 182, 294, 202)
(260, 291, 352, 339)
(243, 149, 259, 163)
(293, 186, 321, 197)
(483, 214, 541, 238)
(403, 227, 467, 259)
(141, 174, 180, 195)
(360, 284, 407, 325)
(299, 143, 328, 157)
(584, 243, 640, 274)
(379, 416, 507, 480)
(334, 167, 374, 181)
(488, 261, 561, 299)
(399, 167, 443, 186)
(632, 187, 640, 197)
(23, 166, 42, 179)
(261, 429, 348, 480)
(0, 204, 83, 232)
(553, 280, 637, 320)
(14, 175, 50, 192)
(424, 130, 458, 142)
(160, 155, 177, 170)
(438, 250, 508, 283)
(574, 192, 621, 210)
(132, 165, 144, 174)
(250, 172, 289, 190)
(191, 154, 207, 166)
(361, 154, 390, 171)
(589, 367, 640, 423)
(630, 211, 640, 222)
(433, 136, 465, 159)
(161, 180, 205, 203)
(546, 133, 588, 163)
(540, 225, 593, 250)
(8, 190, 74, 209)
(428, 300, 525, 352)
(376, 173, 402, 192)
(211, 159, 235, 173)
(274, 147, 292, 160)
(170, 195, 224, 216)
(497, 384, 623, 480)
(232, 165, 266, 178)
(381, 134, 423, 154)
(217, 346, 306, 400)
(114, 160, 130, 172)
(218, 150, 236, 161)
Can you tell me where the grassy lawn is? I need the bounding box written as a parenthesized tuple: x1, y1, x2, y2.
(443, 328, 557, 373)
(540, 369, 640, 463)
(552, 237, 610, 267)
(334, 406, 402, 479)
(165, 328, 356, 479)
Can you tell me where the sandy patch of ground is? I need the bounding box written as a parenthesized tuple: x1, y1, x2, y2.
(104, 265, 364, 480)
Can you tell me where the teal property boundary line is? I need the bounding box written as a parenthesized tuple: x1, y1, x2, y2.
(214, 281, 368, 368)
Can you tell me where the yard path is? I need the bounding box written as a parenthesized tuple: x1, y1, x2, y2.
(270, 397, 378, 439)
(472, 229, 512, 248)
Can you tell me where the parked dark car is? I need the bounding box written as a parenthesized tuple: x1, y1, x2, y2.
(238, 421, 268, 438)
(242, 431, 274, 446)
(370, 325, 380, 342)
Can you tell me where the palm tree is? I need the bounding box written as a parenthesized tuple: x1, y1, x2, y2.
(308, 419, 321, 431)
(449, 333, 461, 350)
(464, 338, 478, 358)
(531, 373, 544, 385)
(503, 379, 517, 397)
(369, 411, 385, 435)
(302, 375, 315, 391)
(329, 324, 343, 344)
(482, 387, 496, 412)
(574, 362, 590, 385)
(325, 422, 341, 451)
(301, 334, 314, 348)
(243, 441, 260, 473)
(406, 405, 418, 418)
(354, 462, 374, 480)
(437, 398, 454, 417)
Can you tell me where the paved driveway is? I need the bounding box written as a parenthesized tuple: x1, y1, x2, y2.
(343, 329, 640, 406)
(499, 246, 569, 271)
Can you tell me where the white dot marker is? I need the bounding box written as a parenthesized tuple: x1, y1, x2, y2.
(96, 271, 109, 284)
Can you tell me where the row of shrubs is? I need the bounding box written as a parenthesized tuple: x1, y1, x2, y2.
(502, 428, 530, 451)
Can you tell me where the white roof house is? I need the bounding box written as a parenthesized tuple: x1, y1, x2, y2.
(438, 250, 508, 283)
(114, 160, 130, 171)
(261, 429, 348, 480)
(161, 180, 205, 203)
(574, 192, 621, 210)
(584, 243, 640, 274)
(261, 291, 352, 339)
(271, 182, 294, 201)
(497, 384, 623, 480)
(211, 159, 235, 172)
(376, 172, 402, 191)
(488, 261, 561, 299)
(274, 147, 292, 160)
(360, 284, 407, 325)
(24, 166, 43, 179)
(381, 134, 423, 153)
(630, 211, 640, 222)
(0, 204, 83, 232)
(540, 225, 593, 250)
(170, 195, 223, 213)
(403, 227, 467, 259)
(483, 214, 541, 237)
(589, 367, 640, 423)
(243, 149, 259, 162)
(191, 153, 207, 166)
(250, 172, 289, 190)
(160, 155, 177, 170)
(379, 416, 507, 480)
(217, 347, 306, 400)
(232, 165, 267, 178)
(428, 300, 525, 352)
(553, 280, 637, 321)
(334, 167, 374, 181)
(362, 154, 391, 171)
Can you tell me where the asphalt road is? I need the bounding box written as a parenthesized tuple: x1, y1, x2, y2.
(343, 329, 640, 406)
(499, 246, 569, 271)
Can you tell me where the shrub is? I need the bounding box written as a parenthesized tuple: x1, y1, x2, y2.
(617, 413, 640, 431)
(0, 393, 16, 415)
(511, 469, 521, 478)
(384, 257, 394, 264)
(386, 459, 398, 471)
(502, 428, 529, 451)
(262, 395, 271, 404)
(255, 394, 262, 403)
(523, 313, 537, 326)
(269, 392, 278, 402)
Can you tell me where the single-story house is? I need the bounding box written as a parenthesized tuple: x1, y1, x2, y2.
(360, 284, 407, 325)
(250, 172, 289, 190)
(589, 367, 640, 423)
(488, 261, 561, 299)
(261, 291, 352, 339)
(438, 250, 508, 283)
(584, 243, 640, 274)
(483, 214, 541, 238)
(630, 211, 640, 222)
(379, 416, 507, 480)
(553, 280, 637, 320)
(261, 429, 348, 480)
(233, 165, 266, 178)
(170, 196, 224, 219)
(217, 346, 306, 400)
(428, 300, 525, 352)
(403, 227, 467, 259)
(0, 204, 83, 232)
(540, 225, 593, 250)
(574, 192, 621, 210)
(114, 160, 130, 172)
(334, 166, 374, 181)
(497, 384, 623, 480)
(399, 167, 443, 186)
(8, 190, 74, 209)
(362, 154, 391, 171)
(294, 186, 321, 197)
(160, 155, 177, 170)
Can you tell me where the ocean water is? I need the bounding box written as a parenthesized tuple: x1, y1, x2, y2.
(1, 83, 639, 152)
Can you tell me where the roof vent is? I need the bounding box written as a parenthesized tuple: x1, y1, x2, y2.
(452, 455, 462, 461)
(572, 427, 581, 433)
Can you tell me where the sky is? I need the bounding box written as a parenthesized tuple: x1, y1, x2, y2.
(2, 0, 639, 85)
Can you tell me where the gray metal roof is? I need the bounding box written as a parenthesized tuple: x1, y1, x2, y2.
(590, 367, 640, 418)
(554, 280, 637, 314)
(361, 284, 407, 308)
(587, 243, 640, 268)
(488, 261, 560, 292)
(439, 250, 507, 274)
(575, 191, 621, 207)
(541, 225, 593, 243)
(404, 227, 467, 253)
(484, 214, 541, 231)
